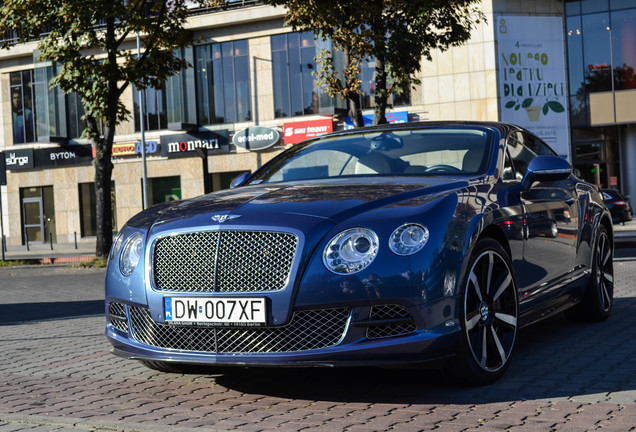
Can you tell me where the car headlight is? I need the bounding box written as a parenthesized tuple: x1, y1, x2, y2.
(323, 228, 379, 274)
(389, 223, 429, 256)
(119, 233, 144, 276)
(110, 232, 124, 260)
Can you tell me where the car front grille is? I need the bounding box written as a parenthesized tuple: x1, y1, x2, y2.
(152, 230, 298, 293)
(366, 304, 416, 339)
(129, 306, 350, 354)
(109, 302, 129, 333)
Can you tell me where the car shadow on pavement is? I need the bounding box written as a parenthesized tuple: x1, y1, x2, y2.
(0, 300, 104, 325)
(211, 297, 635, 404)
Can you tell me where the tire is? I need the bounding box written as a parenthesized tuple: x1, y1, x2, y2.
(140, 360, 214, 374)
(446, 238, 519, 386)
(565, 225, 613, 322)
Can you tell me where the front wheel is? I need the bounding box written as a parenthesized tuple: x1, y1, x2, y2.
(446, 238, 519, 385)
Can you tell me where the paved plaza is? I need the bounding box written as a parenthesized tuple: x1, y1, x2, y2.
(0, 248, 635, 431)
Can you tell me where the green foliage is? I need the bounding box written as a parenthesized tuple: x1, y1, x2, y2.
(266, 0, 484, 124)
(0, 0, 207, 257)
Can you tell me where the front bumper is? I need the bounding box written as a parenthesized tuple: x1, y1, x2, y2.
(105, 302, 460, 368)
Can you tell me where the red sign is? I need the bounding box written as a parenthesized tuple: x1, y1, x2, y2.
(283, 118, 333, 145)
(610, 176, 618, 186)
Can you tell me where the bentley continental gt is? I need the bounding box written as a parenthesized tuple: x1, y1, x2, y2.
(105, 122, 614, 385)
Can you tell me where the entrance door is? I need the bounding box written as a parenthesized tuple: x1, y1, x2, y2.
(23, 197, 44, 244)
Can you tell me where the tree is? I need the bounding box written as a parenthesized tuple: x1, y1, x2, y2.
(0, 0, 202, 258)
(266, 0, 484, 126)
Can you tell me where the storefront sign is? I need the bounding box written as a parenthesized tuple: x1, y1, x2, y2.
(37, 145, 93, 168)
(232, 127, 280, 151)
(283, 118, 333, 145)
(345, 111, 409, 129)
(160, 130, 229, 157)
(112, 140, 160, 158)
(497, 16, 570, 159)
(4, 148, 34, 170)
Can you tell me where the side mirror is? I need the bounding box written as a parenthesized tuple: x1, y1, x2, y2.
(522, 155, 572, 189)
(230, 172, 251, 188)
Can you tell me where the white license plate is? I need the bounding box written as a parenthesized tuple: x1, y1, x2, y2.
(164, 297, 266, 327)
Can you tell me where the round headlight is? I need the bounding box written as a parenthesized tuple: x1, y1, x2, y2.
(119, 233, 144, 276)
(389, 223, 429, 256)
(110, 232, 124, 260)
(323, 228, 379, 274)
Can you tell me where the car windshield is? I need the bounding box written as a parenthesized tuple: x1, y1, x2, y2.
(248, 127, 494, 184)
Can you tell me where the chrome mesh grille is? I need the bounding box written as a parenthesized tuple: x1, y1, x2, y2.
(367, 304, 416, 339)
(153, 230, 298, 293)
(109, 302, 129, 333)
(129, 306, 350, 353)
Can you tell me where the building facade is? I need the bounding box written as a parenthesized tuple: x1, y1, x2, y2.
(0, 0, 633, 248)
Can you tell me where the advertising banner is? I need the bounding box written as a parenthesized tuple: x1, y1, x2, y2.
(232, 127, 280, 151)
(345, 111, 409, 130)
(160, 130, 229, 157)
(496, 16, 570, 159)
(283, 118, 333, 145)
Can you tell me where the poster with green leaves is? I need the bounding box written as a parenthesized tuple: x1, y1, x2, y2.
(497, 16, 570, 160)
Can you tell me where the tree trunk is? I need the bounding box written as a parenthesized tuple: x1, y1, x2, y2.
(373, 50, 388, 126)
(93, 133, 113, 259)
(344, 46, 364, 128)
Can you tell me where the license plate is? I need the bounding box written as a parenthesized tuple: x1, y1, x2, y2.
(164, 297, 266, 327)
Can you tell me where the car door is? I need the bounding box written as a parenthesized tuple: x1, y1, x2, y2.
(507, 132, 579, 302)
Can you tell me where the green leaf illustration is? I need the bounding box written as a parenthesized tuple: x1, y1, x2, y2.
(505, 101, 516, 108)
(522, 98, 534, 108)
(543, 103, 549, 115)
(548, 101, 565, 113)
(515, 104, 520, 110)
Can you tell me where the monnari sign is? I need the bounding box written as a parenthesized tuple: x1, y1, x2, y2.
(283, 118, 333, 145)
(232, 126, 280, 151)
(160, 130, 229, 157)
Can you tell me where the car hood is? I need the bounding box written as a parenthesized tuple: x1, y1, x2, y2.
(127, 177, 471, 230)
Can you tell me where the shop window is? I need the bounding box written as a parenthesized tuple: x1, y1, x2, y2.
(79, 182, 117, 237)
(134, 85, 168, 132)
(10, 70, 37, 144)
(146, 176, 181, 206)
(195, 40, 251, 124)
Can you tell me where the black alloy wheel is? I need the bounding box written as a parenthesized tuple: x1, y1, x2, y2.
(447, 238, 518, 385)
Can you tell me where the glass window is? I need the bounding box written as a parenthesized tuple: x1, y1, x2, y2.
(581, 0, 608, 13)
(611, 9, 636, 90)
(358, 56, 411, 109)
(134, 86, 167, 132)
(566, 0, 581, 16)
(10, 70, 36, 144)
(147, 176, 181, 206)
(582, 13, 613, 93)
(67, 92, 87, 139)
(195, 40, 251, 124)
(567, 16, 588, 125)
(272, 32, 320, 118)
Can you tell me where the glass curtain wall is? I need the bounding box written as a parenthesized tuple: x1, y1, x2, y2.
(195, 40, 251, 124)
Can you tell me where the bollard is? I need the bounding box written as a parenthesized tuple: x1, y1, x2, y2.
(1, 235, 4, 261)
(49, 232, 53, 250)
(74, 231, 78, 249)
(25, 230, 29, 251)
